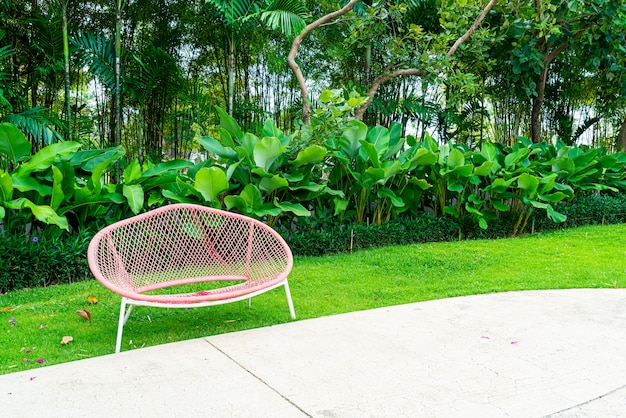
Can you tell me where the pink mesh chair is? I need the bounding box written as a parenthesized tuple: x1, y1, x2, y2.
(88, 204, 295, 353)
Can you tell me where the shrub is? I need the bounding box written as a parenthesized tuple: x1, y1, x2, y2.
(280, 194, 625, 256)
(277, 213, 460, 256)
(0, 230, 93, 293)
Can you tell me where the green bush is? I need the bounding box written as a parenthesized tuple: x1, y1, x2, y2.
(281, 194, 626, 256)
(0, 230, 93, 293)
(277, 213, 461, 256)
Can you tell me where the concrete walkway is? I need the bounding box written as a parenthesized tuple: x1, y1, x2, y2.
(2, 289, 626, 417)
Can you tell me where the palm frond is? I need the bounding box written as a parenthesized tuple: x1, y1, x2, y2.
(3, 107, 64, 145)
(28, 11, 64, 62)
(128, 47, 183, 102)
(206, 0, 259, 24)
(72, 31, 117, 89)
(260, 0, 308, 36)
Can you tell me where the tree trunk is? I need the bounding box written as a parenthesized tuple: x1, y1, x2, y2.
(114, 0, 122, 149)
(62, 0, 71, 141)
(618, 118, 626, 152)
(227, 35, 235, 116)
(530, 64, 548, 143)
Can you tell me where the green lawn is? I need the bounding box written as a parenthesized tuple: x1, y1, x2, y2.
(1, 223, 624, 375)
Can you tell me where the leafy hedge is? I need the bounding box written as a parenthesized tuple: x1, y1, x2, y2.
(0, 194, 624, 292)
(0, 230, 92, 293)
(278, 194, 626, 256)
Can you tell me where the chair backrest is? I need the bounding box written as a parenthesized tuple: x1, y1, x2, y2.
(88, 204, 293, 298)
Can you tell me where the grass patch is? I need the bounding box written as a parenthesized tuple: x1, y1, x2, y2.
(1, 224, 624, 375)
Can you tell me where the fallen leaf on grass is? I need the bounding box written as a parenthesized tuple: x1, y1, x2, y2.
(61, 336, 73, 345)
(224, 320, 236, 323)
(87, 296, 98, 304)
(1, 307, 13, 312)
(76, 309, 91, 321)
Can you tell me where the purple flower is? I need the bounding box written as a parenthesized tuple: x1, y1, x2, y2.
(36, 359, 45, 364)
(8, 317, 14, 322)
(32, 237, 39, 243)
(23, 358, 29, 363)
(11, 322, 15, 327)
(30, 376, 36, 381)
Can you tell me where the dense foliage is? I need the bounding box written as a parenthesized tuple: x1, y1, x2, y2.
(1, 93, 625, 238)
(1, 0, 625, 163)
(1, 1, 625, 292)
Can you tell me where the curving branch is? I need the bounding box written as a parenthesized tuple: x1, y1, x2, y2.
(354, 68, 423, 121)
(288, 0, 360, 124)
(355, 0, 498, 121)
(447, 0, 498, 57)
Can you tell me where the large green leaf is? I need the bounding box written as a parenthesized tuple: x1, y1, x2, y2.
(225, 184, 263, 215)
(504, 148, 529, 169)
(199, 136, 238, 160)
(142, 160, 194, 178)
(359, 140, 381, 168)
(408, 147, 438, 168)
(216, 106, 243, 142)
(194, 167, 229, 203)
(72, 146, 122, 172)
(273, 199, 310, 216)
(546, 205, 567, 223)
(0, 171, 13, 202)
(254, 136, 284, 172)
(5, 197, 68, 230)
(292, 145, 326, 167)
(538, 192, 567, 203)
(377, 187, 404, 207)
(480, 142, 499, 162)
(517, 173, 539, 198)
(0, 122, 31, 164)
(339, 120, 367, 159)
(382, 122, 404, 160)
(123, 184, 144, 214)
(259, 175, 288, 193)
(333, 198, 349, 215)
(57, 161, 76, 201)
(366, 126, 390, 154)
(89, 147, 125, 194)
(123, 159, 142, 184)
(11, 176, 52, 196)
(262, 118, 283, 139)
(238, 133, 260, 164)
(16, 142, 82, 176)
(485, 177, 516, 193)
(50, 165, 64, 211)
(473, 161, 494, 176)
(409, 177, 432, 190)
(447, 148, 465, 169)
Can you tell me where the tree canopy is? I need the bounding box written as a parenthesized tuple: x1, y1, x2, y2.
(1, 0, 625, 162)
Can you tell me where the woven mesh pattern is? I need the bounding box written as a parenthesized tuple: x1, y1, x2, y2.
(88, 204, 292, 303)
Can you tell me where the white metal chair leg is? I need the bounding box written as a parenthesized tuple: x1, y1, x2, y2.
(284, 280, 296, 319)
(115, 297, 133, 353)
